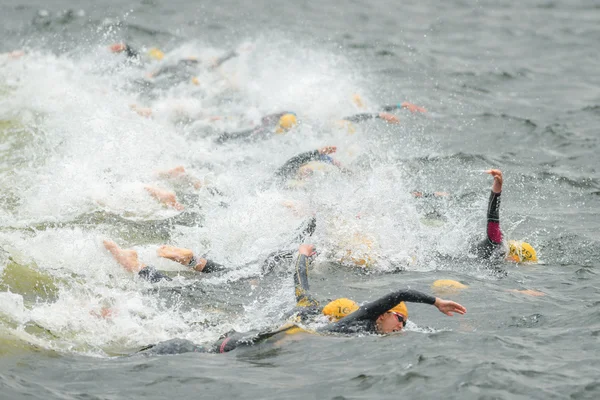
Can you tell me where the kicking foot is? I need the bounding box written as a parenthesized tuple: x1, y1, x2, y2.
(157, 245, 207, 271)
(103, 240, 145, 273)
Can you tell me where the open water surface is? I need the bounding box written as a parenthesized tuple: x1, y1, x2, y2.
(1, 0, 599, 399)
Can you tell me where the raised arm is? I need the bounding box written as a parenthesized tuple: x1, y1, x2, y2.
(294, 244, 319, 307)
(485, 169, 503, 244)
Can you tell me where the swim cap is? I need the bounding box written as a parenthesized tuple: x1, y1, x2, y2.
(388, 302, 408, 319)
(322, 298, 359, 320)
(432, 279, 468, 295)
(275, 113, 297, 134)
(508, 241, 538, 263)
(432, 279, 468, 290)
(191, 77, 200, 85)
(148, 48, 165, 60)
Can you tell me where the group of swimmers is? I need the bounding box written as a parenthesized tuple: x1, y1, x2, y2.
(3, 42, 537, 354)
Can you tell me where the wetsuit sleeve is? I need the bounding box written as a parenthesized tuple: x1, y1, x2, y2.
(274, 150, 321, 179)
(212, 50, 238, 68)
(342, 113, 379, 123)
(380, 104, 402, 112)
(294, 254, 319, 307)
(321, 289, 435, 333)
(138, 266, 172, 283)
(486, 191, 502, 244)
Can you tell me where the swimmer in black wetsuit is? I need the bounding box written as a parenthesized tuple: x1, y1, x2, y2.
(215, 112, 298, 143)
(473, 169, 538, 263)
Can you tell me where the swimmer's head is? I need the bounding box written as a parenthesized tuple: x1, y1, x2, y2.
(376, 302, 408, 334)
(275, 113, 297, 134)
(322, 298, 359, 321)
(148, 47, 165, 60)
(507, 241, 538, 263)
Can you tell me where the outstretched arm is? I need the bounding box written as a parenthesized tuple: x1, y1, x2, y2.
(342, 113, 400, 124)
(322, 289, 466, 332)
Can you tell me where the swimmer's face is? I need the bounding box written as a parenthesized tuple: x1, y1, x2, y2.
(376, 312, 405, 334)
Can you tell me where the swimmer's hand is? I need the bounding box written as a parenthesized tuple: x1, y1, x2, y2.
(485, 169, 503, 193)
(401, 102, 427, 113)
(378, 112, 401, 124)
(434, 298, 467, 316)
(318, 146, 337, 155)
(299, 244, 316, 257)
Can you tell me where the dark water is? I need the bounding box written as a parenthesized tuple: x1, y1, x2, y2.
(1, 0, 600, 399)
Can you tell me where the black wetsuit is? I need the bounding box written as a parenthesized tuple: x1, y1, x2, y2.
(272, 149, 336, 184)
(215, 112, 293, 144)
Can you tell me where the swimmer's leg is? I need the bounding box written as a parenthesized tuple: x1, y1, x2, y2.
(138, 339, 207, 355)
(104, 240, 171, 282)
(144, 186, 185, 211)
(157, 245, 225, 273)
(103, 240, 145, 273)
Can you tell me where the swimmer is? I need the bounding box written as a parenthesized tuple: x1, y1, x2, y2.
(341, 102, 427, 127)
(215, 112, 298, 143)
(473, 169, 538, 263)
(138, 243, 466, 355)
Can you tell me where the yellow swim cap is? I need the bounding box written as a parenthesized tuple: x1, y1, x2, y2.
(147, 48, 164, 60)
(508, 241, 538, 263)
(388, 302, 408, 319)
(432, 279, 468, 290)
(275, 113, 297, 134)
(191, 77, 200, 85)
(322, 298, 359, 320)
(432, 279, 468, 295)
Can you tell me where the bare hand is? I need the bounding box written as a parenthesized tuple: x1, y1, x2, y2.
(318, 146, 337, 155)
(109, 43, 127, 53)
(299, 244, 316, 257)
(378, 112, 401, 124)
(401, 102, 427, 113)
(485, 169, 503, 193)
(434, 298, 467, 316)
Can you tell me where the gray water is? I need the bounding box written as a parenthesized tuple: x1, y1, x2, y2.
(1, 0, 599, 399)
